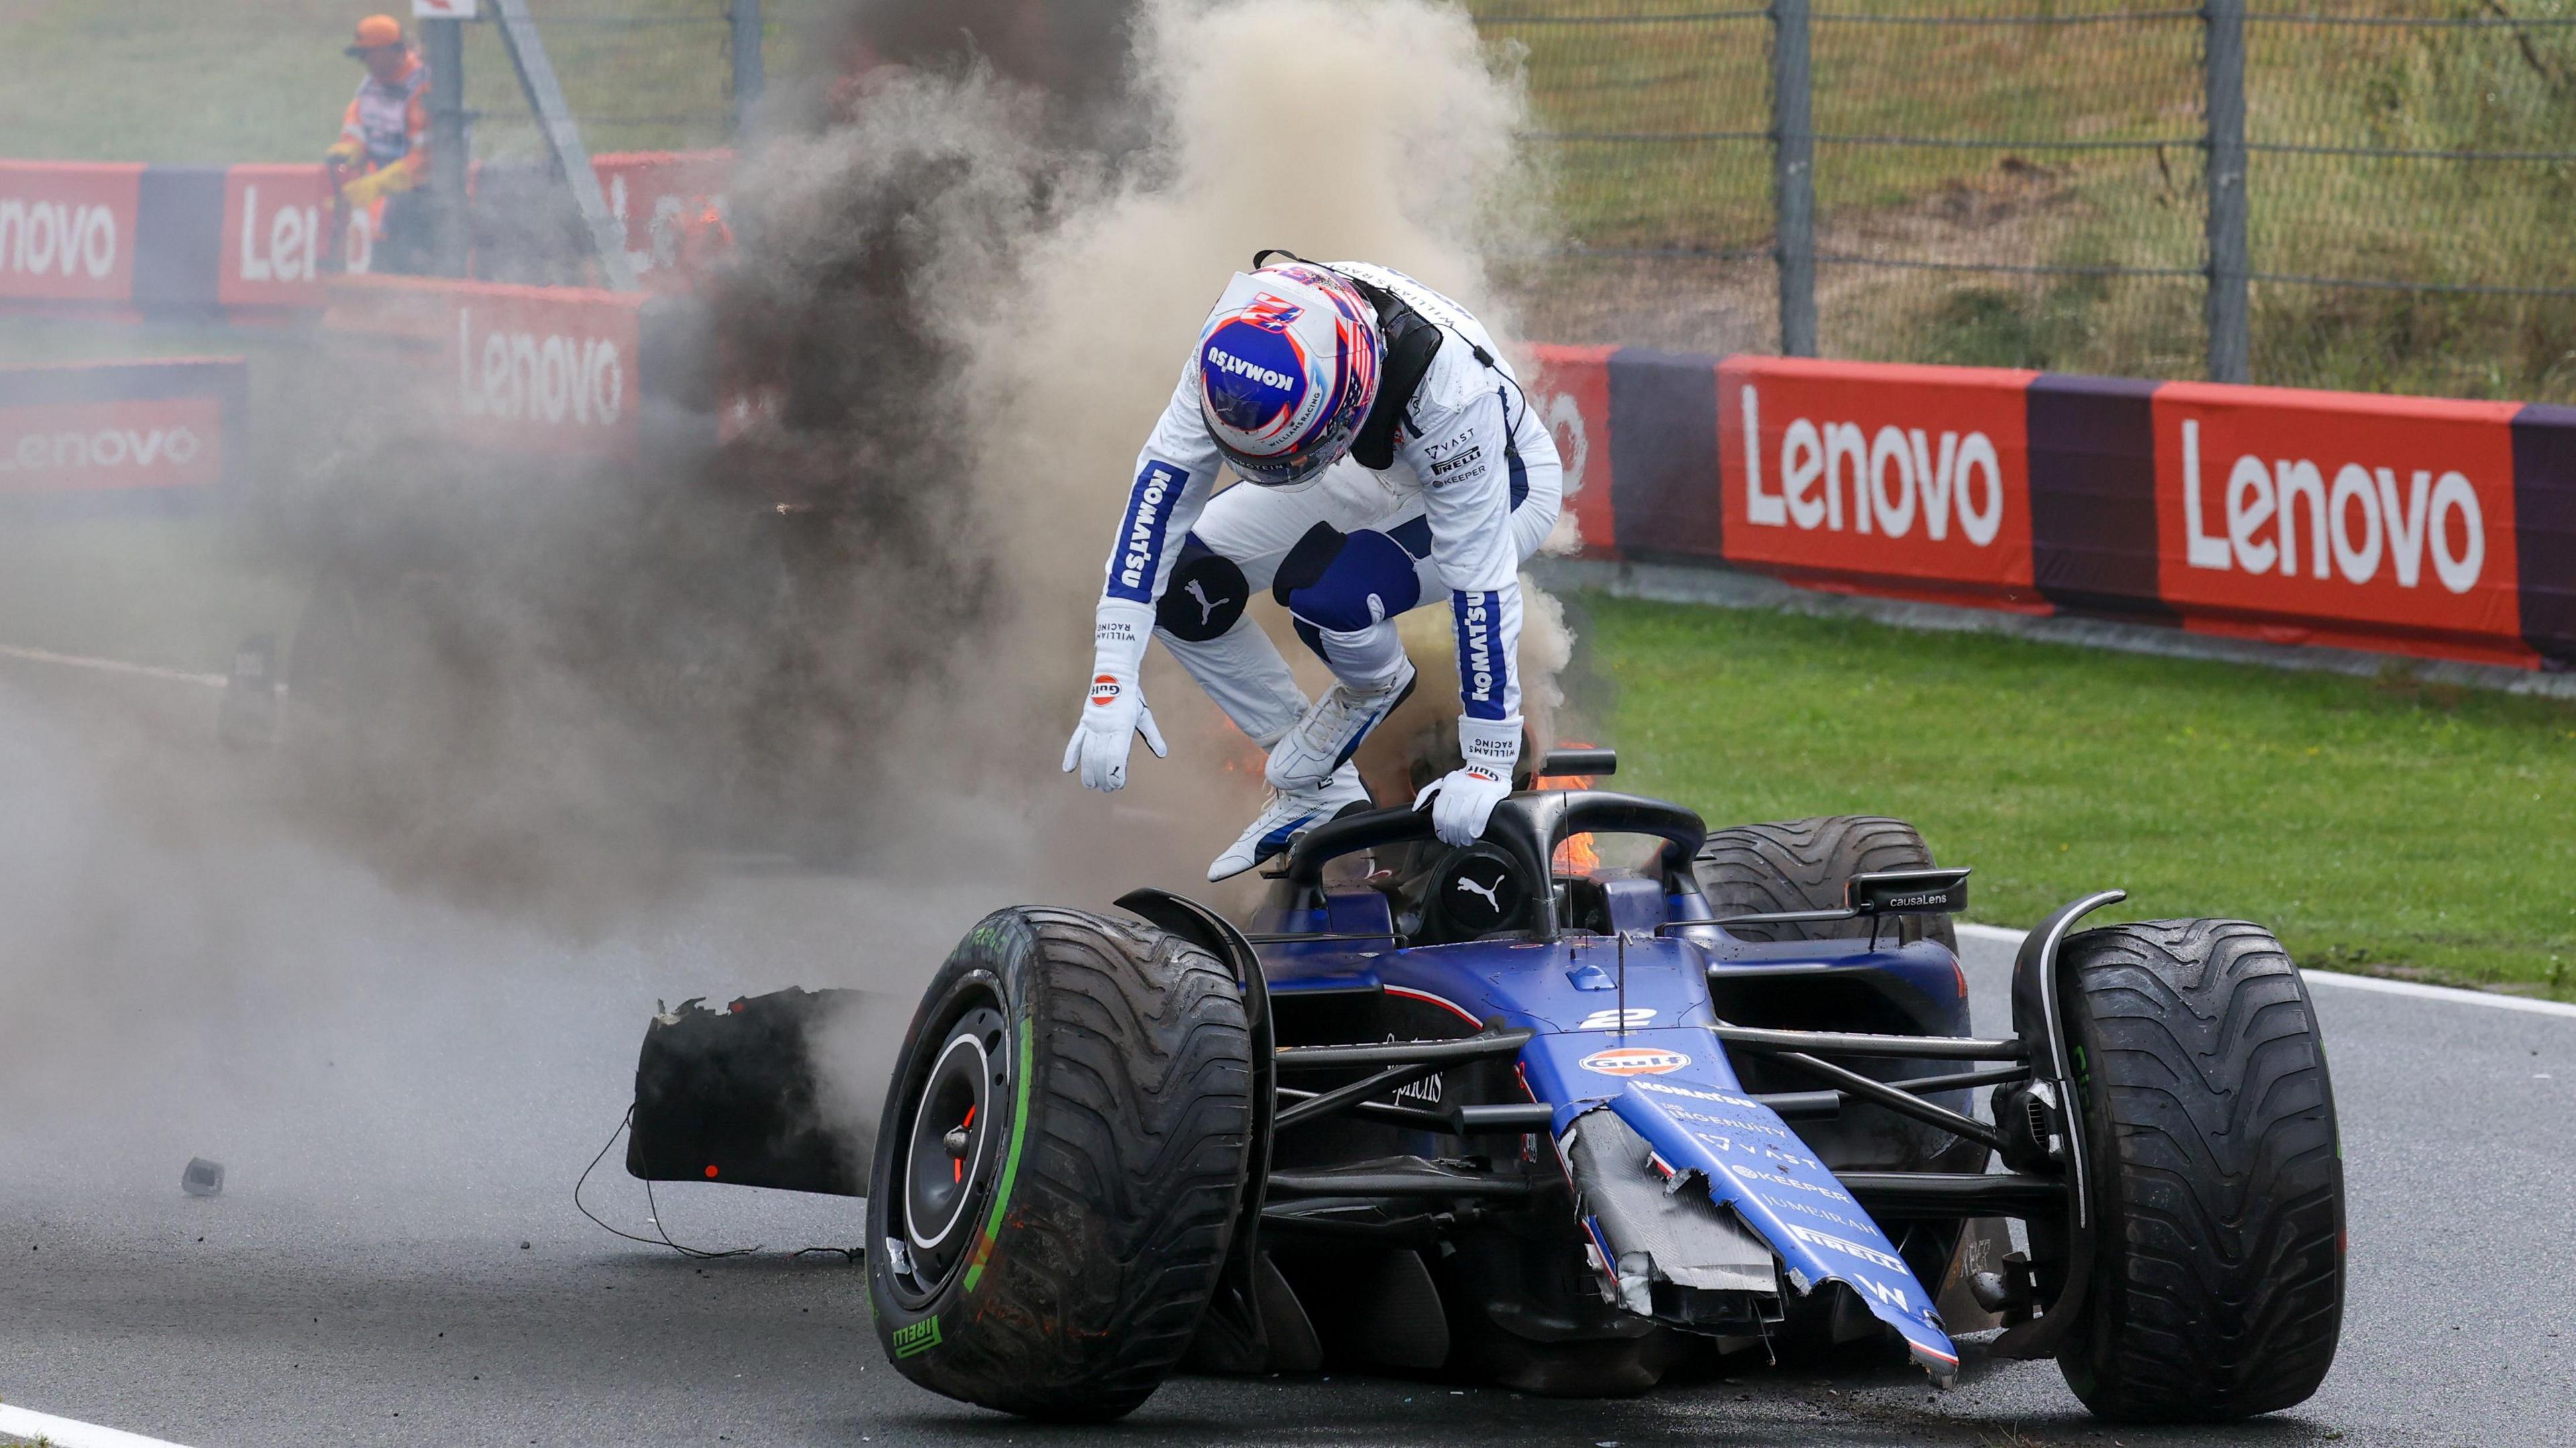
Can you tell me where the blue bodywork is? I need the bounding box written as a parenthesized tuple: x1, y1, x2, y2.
(1251, 875, 1968, 1379)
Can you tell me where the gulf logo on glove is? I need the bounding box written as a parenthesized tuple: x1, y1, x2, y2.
(1719, 357, 2039, 603)
(1089, 675, 1122, 704)
(2151, 382, 2529, 663)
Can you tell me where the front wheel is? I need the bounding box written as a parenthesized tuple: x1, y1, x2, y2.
(2056, 919, 2345, 1421)
(867, 907, 1253, 1420)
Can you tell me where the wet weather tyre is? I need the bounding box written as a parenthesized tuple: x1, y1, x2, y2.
(865, 906, 1253, 1421)
(1690, 816, 1955, 950)
(2056, 920, 2345, 1421)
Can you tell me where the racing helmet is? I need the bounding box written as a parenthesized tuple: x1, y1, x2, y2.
(1195, 263, 1383, 486)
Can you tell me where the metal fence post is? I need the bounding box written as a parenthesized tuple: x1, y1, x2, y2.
(426, 17, 468, 278)
(1772, 0, 1817, 357)
(731, 0, 765, 135)
(2204, 0, 2251, 383)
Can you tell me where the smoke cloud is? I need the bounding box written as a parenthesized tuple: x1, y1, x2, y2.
(0, 0, 1564, 1213)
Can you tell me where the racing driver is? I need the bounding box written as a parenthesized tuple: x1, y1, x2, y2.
(1063, 253, 1562, 879)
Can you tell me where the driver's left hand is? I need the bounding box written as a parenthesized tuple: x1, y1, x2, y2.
(1413, 763, 1511, 847)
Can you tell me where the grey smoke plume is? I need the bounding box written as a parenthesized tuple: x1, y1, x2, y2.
(0, 0, 1561, 1202)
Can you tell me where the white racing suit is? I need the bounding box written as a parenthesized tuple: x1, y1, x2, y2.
(1093, 260, 1562, 785)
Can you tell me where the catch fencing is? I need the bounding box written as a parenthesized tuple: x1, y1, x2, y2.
(1480, 1, 2576, 402)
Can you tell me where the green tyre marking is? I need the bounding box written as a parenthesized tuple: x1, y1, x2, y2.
(961, 1017, 1034, 1294)
(891, 1316, 943, 1358)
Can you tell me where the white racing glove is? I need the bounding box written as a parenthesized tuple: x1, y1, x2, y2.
(1063, 602, 1168, 791)
(1411, 715, 1521, 847)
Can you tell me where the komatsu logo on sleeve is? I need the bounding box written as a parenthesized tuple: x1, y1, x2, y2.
(1454, 591, 1501, 718)
(1111, 461, 1185, 601)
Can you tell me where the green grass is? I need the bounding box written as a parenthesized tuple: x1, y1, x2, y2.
(1582, 593, 2576, 997)
(0, 0, 849, 165)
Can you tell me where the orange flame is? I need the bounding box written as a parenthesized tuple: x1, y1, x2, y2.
(1538, 740, 1601, 876)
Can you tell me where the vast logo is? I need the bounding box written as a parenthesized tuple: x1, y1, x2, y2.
(1742, 384, 2006, 545)
(0, 197, 119, 281)
(2177, 419, 2484, 594)
(1579, 1046, 1690, 1077)
(454, 307, 626, 427)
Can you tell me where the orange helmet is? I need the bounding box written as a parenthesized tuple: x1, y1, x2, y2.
(345, 14, 403, 56)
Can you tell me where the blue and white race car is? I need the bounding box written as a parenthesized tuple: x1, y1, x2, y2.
(635, 753, 2346, 1423)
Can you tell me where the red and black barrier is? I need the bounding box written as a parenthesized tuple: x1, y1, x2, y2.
(0, 356, 248, 514)
(2, 151, 731, 317)
(1529, 348, 2576, 673)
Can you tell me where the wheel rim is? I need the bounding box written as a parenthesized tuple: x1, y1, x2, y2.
(885, 994, 1008, 1304)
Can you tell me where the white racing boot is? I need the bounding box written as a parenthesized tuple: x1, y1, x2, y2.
(1208, 762, 1373, 881)
(1264, 656, 1417, 791)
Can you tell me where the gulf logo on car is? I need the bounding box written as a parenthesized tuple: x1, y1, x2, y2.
(1579, 1046, 1690, 1077)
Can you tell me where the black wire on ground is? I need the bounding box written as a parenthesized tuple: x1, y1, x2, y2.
(572, 1105, 763, 1260)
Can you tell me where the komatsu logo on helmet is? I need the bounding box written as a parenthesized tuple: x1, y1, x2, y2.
(1203, 343, 1299, 396)
(1201, 321, 1308, 433)
(1197, 265, 1383, 485)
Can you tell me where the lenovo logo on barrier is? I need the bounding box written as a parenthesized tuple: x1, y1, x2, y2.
(2176, 419, 2484, 594)
(0, 396, 225, 494)
(0, 199, 118, 282)
(1720, 359, 2037, 597)
(2150, 384, 2520, 651)
(455, 307, 627, 429)
(1743, 386, 2006, 545)
(0, 163, 139, 302)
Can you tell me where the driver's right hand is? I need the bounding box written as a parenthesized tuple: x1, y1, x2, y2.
(1063, 663, 1167, 792)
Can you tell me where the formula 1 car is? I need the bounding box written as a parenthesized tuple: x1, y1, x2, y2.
(626, 754, 2345, 1423)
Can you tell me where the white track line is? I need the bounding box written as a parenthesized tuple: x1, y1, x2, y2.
(0, 1402, 195, 1448)
(1955, 922, 2576, 1020)
(0, 643, 225, 689)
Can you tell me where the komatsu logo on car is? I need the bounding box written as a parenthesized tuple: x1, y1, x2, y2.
(1203, 345, 1296, 394)
(1580, 1046, 1690, 1076)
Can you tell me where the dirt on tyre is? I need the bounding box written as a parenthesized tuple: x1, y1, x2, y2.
(2056, 919, 2345, 1421)
(1692, 815, 1957, 950)
(866, 906, 1254, 1421)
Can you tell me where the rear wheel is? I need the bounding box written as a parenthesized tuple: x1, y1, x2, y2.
(2056, 920, 2345, 1421)
(866, 907, 1253, 1421)
(1691, 814, 1990, 1345)
(1690, 815, 1955, 950)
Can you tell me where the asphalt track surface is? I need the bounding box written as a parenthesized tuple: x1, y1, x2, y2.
(3, 667, 2573, 1447)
